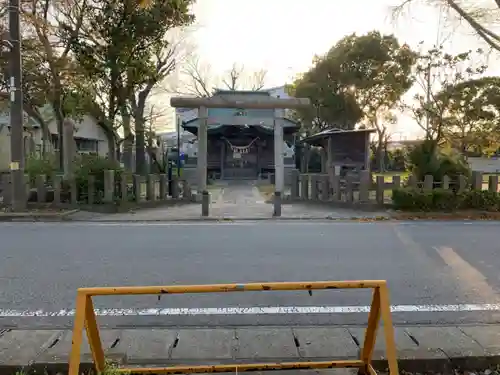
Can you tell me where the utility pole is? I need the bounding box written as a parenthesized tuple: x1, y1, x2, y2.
(8, 0, 26, 211)
(176, 115, 181, 177)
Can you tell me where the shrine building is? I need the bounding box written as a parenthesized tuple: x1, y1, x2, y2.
(177, 88, 298, 182)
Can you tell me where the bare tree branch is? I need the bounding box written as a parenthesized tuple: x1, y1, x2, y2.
(173, 52, 268, 97)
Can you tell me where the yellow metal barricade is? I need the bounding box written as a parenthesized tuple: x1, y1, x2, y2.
(68, 280, 398, 375)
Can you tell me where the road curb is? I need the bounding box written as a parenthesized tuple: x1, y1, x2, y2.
(1, 355, 500, 375)
(0, 209, 80, 222)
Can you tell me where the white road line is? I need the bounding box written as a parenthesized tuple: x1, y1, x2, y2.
(2, 304, 500, 317)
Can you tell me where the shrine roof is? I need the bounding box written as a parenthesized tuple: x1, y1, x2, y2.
(183, 123, 299, 136)
(301, 128, 375, 146)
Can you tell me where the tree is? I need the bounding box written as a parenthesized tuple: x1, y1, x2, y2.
(437, 76, 500, 155)
(0, 0, 119, 164)
(174, 53, 268, 97)
(329, 31, 417, 171)
(67, 0, 195, 174)
(393, 0, 500, 52)
(287, 56, 363, 134)
(403, 45, 487, 143)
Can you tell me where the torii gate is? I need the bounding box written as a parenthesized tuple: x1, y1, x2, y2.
(170, 96, 311, 217)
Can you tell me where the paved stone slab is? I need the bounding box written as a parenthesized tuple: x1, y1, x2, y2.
(43, 329, 120, 362)
(111, 329, 177, 362)
(0, 330, 61, 365)
(405, 326, 485, 358)
(236, 328, 299, 359)
(460, 326, 500, 354)
(293, 328, 358, 358)
(171, 329, 234, 360)
(348, 327, 418, 359)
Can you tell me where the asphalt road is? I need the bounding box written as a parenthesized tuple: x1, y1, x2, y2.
(1, 220, 500, 329)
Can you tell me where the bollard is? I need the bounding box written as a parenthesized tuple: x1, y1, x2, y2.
(201, 190, 210, 217)
(273, 191, 281, 217)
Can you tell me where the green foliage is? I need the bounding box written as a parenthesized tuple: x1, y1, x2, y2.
(72, 154, 124, 203)
(392, 187, 500, 212)
(290, 31, 416, 135)
(406, 44, 487, 142)
(436, 76, 500, 154)
(25, 154, 58, 186)
(406, 140, 471, 185)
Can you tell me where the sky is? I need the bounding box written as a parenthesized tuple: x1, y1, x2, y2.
(161, 0, 500, 138)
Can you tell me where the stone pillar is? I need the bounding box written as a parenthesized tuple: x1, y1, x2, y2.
(146, 174, 156, 201)
(133, 174, 142, 203)
(375, 175, 385, 204)
(310, 174, 318, 201)
(489, 175, 498, 192)
(320, 175, 330, 201)
(346, 176, 354, 202)
(62, 118, 76, 179)
(159, 174, 168, 200)
(273, 109, 284, 217)
(120, 173, 128, 202)
(36, 174, 46, 203)
(220, 141, 225, 179)
(327, 136, 334, 188)
(359, 170, 370, 202)
(290, 169, 299, 200)
(332, 175, 341, 201)
(300, 174, 309, 200)
(88, 175, 95, 205)
(103, 170, 114, 203)
(171, 175, 179, 199)
(320, 148, 327, 173)
(364, 131, 371, 171)
(53, 174, 62, 204)
(471, 171, 482, 190)
(201, 191, 210, 217)
(423, 175, 434, 190)
(198, 106, 209, 215)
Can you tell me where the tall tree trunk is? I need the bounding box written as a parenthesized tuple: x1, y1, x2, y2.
(122, 111, 134, 171)
(134, 115, 147, 175)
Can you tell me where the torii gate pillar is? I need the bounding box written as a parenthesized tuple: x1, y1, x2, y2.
(170, 96, 311, 218)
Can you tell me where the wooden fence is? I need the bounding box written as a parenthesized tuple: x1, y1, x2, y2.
(292, 170, 500, 205)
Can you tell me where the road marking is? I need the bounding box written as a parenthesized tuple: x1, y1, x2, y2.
(2, 304, 500, 317)
(434, 246, 500, 302)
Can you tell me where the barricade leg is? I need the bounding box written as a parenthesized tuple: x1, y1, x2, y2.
(360, 287, 381, 375)
(68, 292, 87, 375)
(379, 284, 399, 375)
(85, 295, 106, 373)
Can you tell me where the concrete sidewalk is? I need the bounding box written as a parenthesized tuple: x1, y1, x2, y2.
(1, 325, 500, 372)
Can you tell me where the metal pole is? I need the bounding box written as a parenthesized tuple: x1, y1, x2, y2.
(8, 0, 26, 211)
(176, 115, 181, 177)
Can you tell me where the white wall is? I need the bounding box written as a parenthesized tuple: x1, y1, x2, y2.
(468, 157, 500, 173)
(47, 115, 109, 156)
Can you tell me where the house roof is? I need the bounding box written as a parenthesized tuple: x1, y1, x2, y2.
(301, 128, 376, 146)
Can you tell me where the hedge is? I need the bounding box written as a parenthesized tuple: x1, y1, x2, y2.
(392, 187, 500, 212)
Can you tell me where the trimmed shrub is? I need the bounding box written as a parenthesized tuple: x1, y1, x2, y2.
(392, 187, 500, 212)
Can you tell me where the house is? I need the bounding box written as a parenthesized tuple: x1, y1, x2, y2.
(0, 102, 110, 171)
